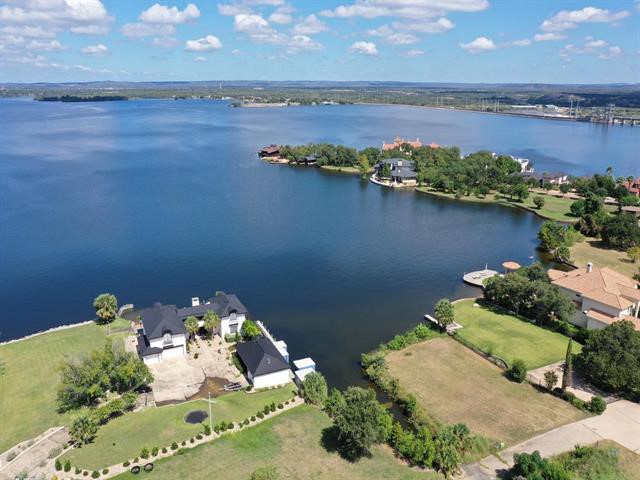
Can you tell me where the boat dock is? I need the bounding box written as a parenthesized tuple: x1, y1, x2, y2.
(462, 267, 498, 287)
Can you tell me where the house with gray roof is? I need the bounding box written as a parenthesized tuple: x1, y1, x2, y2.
(236, 337, 291, 389)
(373, 158, 418, 187)
(135, 292, 249, 364)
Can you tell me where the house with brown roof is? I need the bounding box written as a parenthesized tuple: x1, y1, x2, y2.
(382, 136, 422, 151)
(622, 177, 640, 197)
(548, 263, 640, 331)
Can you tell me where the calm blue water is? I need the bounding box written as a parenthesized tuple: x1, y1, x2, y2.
(0, 98, 637, 387)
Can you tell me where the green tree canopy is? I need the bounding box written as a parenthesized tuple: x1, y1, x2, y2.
(184, 316, 199, 338)
(203, 310, 220, 338)
(240, 319, 261, 340)
(69, 414, 98, 445)
(434, 299, 454, 329)
(301, 371, 328, 406)
(93, 293, 117, 324)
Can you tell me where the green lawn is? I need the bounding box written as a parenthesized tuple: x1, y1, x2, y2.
(454, 300, 581, 369)
(61, 386, 297, 470)
(570, 238, 638, 278)
(0, 319, 130, 453)
(113, 405, 438, 480)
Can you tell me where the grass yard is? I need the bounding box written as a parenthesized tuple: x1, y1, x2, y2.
(570, 238, 638, 278)
(0, 318, 130, 453)
(319, 165, 363, 174)
(61, 386, 297, 470)
(553, 440, 640, 480)
(454, 300, 581, 369)
(113, 404, 438, 480)
(386, 338, 587, 446)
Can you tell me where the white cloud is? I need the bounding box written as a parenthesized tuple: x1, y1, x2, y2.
(393, 17, 454, 33)
(559, 40, 622, 61)
(26, 39, 63, 51)
(121, 23, 175, 38)
(152, 36, 180, 48)
(139, 3, 200, 24)
(367, 24, 394, 37)
(269, 12, 292, 24)
(234, 13, 286, 44)
(540, 7, 630, 32)
(291, 14, 327, 35)
(286, 34, 322, 53)
(217, 0, 286, 16)
(218, 3, 252, 16)
(321, 0, 488, 19)
(385, 32, 418, 44)
(533, 32, 565, 42)
(460, 36, 496, 53)
(585, 39, 607, 48)
(599, 46, 621, 59)
(194, 56, 206, 62)
(349, 40, 377, 55)
(510, 38, 531, 47)
(185, 35, 223, 51)
(0, 0, 112, 36)
(1, 25, 56, 38)
(81, 43, 108, 56)
(405, 48, 424, 56)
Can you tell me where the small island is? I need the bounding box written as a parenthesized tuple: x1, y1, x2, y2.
(38, 95, 129, 103)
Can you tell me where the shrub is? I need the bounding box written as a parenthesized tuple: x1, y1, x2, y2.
(123, 461, 130, 467)
(196, 433, 203, 440)
(533, 195, 545, 209)
(301, 371, 328, 406)
(171, 442, 178, 450)
(102, 468, 109, 474)
(227, 422, 235, 430)
(151, 446, 159, 456)
(257, 412, 264, 419)
(507, 359, 528, 383)
(6, 451, 17, 462)
(140, 447, 149, 459)
(243, 418, 250, 425)
(270, 402, 276, 412)
(203, 424, 211, 435)
(55, 459, 62, 471)
(133, 457, 139, 463)
(285, 400, 289, 405)
(162, 447, 167, 453)
(75, 467, 82, 474)
(64, 460, 71, 472)
(190, 438, 195, 444)
(251, 416, 256, 421)
(46, 446, 62, 460)
(588, 396, 606, 414)
(263, 405, 270, 415)
(177, 448, 188, 455)
(83, 471, 88, 476)
(181, 441, 186, 446)
(91, 471, 100, 478)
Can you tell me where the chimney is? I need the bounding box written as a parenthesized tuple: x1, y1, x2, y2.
(586, 262, 593, 273)
(191, 297, 200, 307)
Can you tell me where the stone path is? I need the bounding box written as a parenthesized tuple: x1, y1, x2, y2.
(0, 427, 69, 480)
(462, 400, 640, 479)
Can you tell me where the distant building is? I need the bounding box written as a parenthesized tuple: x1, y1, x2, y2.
(135, 292, 248, 364)
(373, 158, 418, 187)
(622, 177, 640, 197)
(549, 264, 640, 331)
(382, 136, 422, 151)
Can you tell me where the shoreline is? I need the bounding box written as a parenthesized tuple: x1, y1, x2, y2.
(0, 319, 96, 347)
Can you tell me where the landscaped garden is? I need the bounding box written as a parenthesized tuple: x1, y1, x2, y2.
(453, 299, 581, 369)
(0, 318, 131, 453)
(60, 386, 297, 470)
(385, 337, 587, 446)
(112, 404, 438, 480)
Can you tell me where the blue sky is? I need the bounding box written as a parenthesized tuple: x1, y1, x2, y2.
(0, 0, 638, 83)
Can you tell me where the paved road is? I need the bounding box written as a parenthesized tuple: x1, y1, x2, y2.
(463, 400, 640, 479)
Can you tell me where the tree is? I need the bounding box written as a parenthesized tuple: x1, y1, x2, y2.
(324, 388, 346, 419)
(533, 195, 545, 209)
(578, 320, 640, 397)
(433, 426, 463, 478)
(69, 415, 98, 444)
(555, 244, 571, 263)
(434, 299, 454, 330)
(507, 358, 527, 383)
(601, 214, 640, 250)
(559, 184, 570, 194)
(562, 338, 573, 391)
(358, 154, 370, 177)
(331, 386, 392, 458)
(300, 371, 328, 406)
(184, 316, 199, 339)
(544, 370, 559, 391)
(512, 183, 529, 201)
(538, 221, 566, 251)
(203, 310, 220, 338)
(93, 293, 117, 324)
(240, 319, 261, 340)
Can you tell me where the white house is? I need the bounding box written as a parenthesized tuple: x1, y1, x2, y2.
(136, 292, 249, 364)
(549, 263, 640, 331)
(235, 337, 291, 389)
(136, 304, 188, 364)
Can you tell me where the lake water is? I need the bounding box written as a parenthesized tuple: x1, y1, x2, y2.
(0, 99, 637, 388)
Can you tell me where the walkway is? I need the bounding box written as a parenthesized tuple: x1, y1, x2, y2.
(0, 427, 69, 480)
(463, 400, 640, 479)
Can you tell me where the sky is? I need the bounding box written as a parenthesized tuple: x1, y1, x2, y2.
(0, 0, 638, 84)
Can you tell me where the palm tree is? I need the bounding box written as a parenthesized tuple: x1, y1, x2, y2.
(184, 316, 199, 340)
(203, 310, 220, 339)
(434, 299, 454, 330)
(93, 293, 118, 324)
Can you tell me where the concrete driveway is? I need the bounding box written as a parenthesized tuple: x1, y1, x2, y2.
(464, 400, 640, 479)
(148, 356, 205, 403)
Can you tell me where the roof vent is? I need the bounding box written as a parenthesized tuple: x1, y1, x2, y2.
(586, 262, 593, 273)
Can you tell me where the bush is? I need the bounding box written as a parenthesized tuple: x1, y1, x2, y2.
(203, 424, 211, 435)
(270, 402, 276, 412)
(123, 461, 130, 467)
(133, 457, 139, 463)
(151, 446, 158, 456)
(83, 471, 89, 476)
(251, 416, 256, 421)
(162, 447, 167, 453)
(102, 468, 109, 474)
(257, 412, 264, 419)
(533, 195, 545, 209)
(140, 447, 149, 459)
(48, 446, 62, 459)
(300, 371, 328, 406)
(55, 459, 62, 471)
(170, 442, 178, 450)
(196, 433, 203, 440)
(64, 460, 71, 472)
(263, 405, 270, 415)
(243, 418, 250, 425)
(588, 395, 607, 414)
(91, 471, 100, 478)
(6, 451, 16, 462)
(75, 467, 82, 474)
(177, 448, 188, 455)
(507, 359, 528, 383)
(181, 441, 186, 446)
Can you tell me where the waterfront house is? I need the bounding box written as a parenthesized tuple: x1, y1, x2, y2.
(373, 158, 418, 187)
(259, 144, 280, 157)
(549, 263, 640, 331)
(519, 171, 569, 187)
(236, 337, 291, 388)
(136, 292, 249, 364)
(382, 136, 422, 151)
(297, 154, 317, 165)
